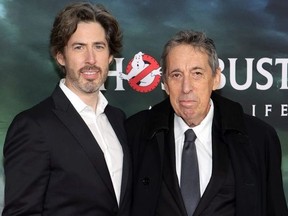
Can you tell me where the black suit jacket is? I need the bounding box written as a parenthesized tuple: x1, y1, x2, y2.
(3, 86, 131, 216)
(126, 92, 288, 216)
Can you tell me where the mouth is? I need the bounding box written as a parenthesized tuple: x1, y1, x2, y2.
(81, 66, 101, 80)
(179, 99, 197, 108)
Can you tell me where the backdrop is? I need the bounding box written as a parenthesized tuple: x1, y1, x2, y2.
(0, 0, 287, 210)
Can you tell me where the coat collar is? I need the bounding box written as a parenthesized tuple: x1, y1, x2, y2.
(147, 92, 257, 215)
(211, 91, 247, 136)
(145, 97, 172, 139)
(147, 91, 247, 138)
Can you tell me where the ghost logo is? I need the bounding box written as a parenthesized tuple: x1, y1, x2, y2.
(120, 52, 162, 93)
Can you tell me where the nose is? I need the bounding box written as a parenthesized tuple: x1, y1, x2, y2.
(182, 75, 193, 94)
(85, 48, 96, 65)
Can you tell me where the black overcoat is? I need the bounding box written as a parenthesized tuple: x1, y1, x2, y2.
(126, 92, 287, 216)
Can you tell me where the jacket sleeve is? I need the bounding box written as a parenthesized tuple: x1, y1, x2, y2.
(264, 125, 288, 215)
(2, 113, 50, 216)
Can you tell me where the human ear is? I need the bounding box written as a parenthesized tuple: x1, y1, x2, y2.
(212, 67, 221, 90)
(56, 52, 65, 66)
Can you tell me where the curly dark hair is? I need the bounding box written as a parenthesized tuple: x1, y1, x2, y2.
(50, 2, 122, 70)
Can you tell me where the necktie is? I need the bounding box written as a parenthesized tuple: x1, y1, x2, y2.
(180, 129, 200, 216)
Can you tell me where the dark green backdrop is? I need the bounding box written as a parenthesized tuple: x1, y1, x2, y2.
(0, 0, 287, 210)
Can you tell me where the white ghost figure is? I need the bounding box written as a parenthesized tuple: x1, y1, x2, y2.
(119, 51, 161, 86)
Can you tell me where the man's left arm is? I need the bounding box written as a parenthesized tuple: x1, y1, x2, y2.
(265, 126, 288, 215)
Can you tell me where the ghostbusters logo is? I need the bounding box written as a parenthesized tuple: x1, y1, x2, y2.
(119, 52, 162, 93)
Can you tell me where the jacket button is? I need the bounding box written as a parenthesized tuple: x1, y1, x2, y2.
(142, 177, 150, 185)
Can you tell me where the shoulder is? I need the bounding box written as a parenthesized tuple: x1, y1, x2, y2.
(4, 97, 54, 152)
(239, 113, 282, 162)
(125, 99, 172, 150)
(212, 91, 243, 112)
(126, 98, 171, 131)
(125, 109, 150, 136)
(212, 92, 278, 141)
(5, 97, 53, 141)
(244, 114, 278, 139)
(127, 109, 150, 124)
(12, 97, 53, 123)
(105, 104, 126, 120)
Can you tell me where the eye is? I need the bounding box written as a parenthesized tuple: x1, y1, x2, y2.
(95, 45, 104, 50)
(73, 44, 84, 50)
(94, 43, 106, 51)
(168, 71, 183, 80)
(191, 71, 204, 80)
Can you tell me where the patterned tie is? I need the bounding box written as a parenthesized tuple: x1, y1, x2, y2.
(180, 129, 200, 216)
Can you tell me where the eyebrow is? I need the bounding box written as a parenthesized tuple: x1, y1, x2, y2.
(169, 66, 204, 73)
(191, 66, 204, 71)
(71, 41, 107, 46)
(94, 41, 107, 46)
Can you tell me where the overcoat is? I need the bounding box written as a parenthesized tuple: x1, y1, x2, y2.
(126, 92, 287, 216)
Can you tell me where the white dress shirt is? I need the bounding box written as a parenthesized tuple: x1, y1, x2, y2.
(174, 99, 214, 196)
(59, 79, 123, 205)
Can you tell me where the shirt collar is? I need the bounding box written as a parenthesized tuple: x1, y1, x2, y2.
(95, 90, 108, 116)
(59, 78, 108, 115)
(174, 99, 214, 144)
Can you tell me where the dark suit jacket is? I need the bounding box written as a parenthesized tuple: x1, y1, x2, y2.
(126, 92, 288, 216)
(2, 85, 131, 216)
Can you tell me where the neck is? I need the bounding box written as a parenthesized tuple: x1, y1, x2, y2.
(83, 93, 98, 111)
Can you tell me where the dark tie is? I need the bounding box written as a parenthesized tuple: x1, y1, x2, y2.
(180, 129, 200, 216)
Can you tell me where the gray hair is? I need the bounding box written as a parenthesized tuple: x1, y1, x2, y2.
(161, 30, 219, 81)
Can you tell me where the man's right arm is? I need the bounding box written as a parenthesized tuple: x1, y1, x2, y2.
(2, 113, 50, 216)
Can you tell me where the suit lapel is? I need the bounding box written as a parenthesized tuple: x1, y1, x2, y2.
(194, 118, 230, 215)
(162, 121, 187, 216)
(160, 110, 228, 216)
(51, 86, 115, 198)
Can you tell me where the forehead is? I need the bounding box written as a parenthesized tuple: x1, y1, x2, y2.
(68, 21, 107, 43)
(166, 44, 209, 68)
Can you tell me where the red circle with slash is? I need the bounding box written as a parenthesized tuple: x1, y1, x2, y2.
(126, 54, 161, 93)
